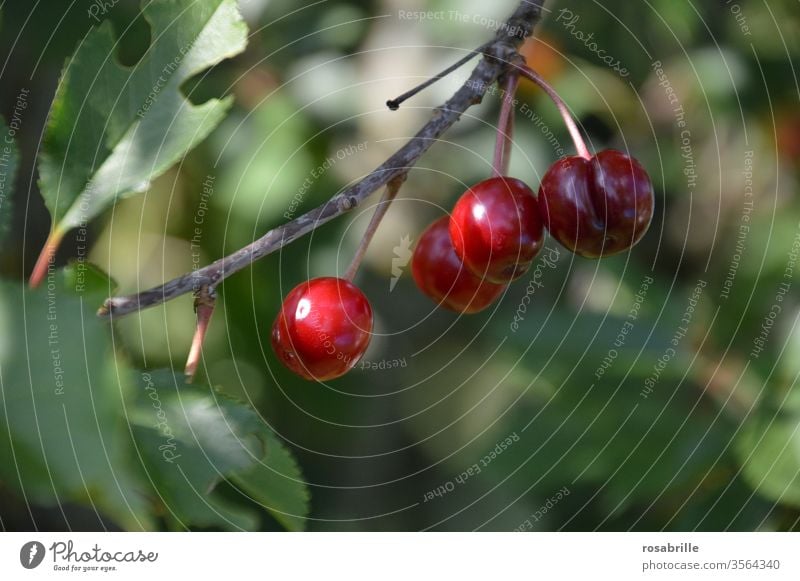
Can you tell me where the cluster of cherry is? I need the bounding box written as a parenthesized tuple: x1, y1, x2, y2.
(271, 62, 654, 382)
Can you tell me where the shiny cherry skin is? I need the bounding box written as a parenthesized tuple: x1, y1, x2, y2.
(271, 277, 372, 381)
(537, 149, 654, 258)
(449, 176, 544, 283)
(412, 217, 506, 314)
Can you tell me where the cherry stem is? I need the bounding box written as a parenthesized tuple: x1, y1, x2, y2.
(29, 228, 65, 289)
(344, 174, 406, 282)
(386, 42, 491, 111)
(515, 64, 592, 160)
(492, 73, 519, 177)
(184, 287, 215, 383)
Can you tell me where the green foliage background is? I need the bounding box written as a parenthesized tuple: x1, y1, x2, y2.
(0, 0, 799, 531)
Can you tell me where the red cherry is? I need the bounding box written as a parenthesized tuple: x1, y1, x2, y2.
(537, 149, 654, 257)
(449, 176, 544, 283)
(271, 277, 372, 381)
(412, 217, 506, 314)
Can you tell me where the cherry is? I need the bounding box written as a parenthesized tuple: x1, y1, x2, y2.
(537, 149, 654, 257)
(271, 277, 372, 381)
(412, 216, 506, 313)
(449, 176, 544, 283)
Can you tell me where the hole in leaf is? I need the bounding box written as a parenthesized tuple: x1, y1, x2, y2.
(106, 4, 151, 68)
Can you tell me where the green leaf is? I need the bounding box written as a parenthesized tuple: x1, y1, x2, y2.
(0, 116, 19, 246)
(129, 371, 310, 530)
(37, 0, 247, 238)
(216, 93, 313, 226)
(737, 412, 800, 508)
(400, 302, 737, 526)
(0, 278, 309, 531)
(0, 279, 151, 530)
(499, 309, 736, 511)
(62, 260, 118, 298)
(230, 428, 311, 531)
(502, 308, 681, 385)
(0, 277, 307, 530)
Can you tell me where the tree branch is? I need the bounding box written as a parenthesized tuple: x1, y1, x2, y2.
(99, 0, 545, 319)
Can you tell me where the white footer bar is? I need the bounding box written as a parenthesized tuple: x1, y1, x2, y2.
(1, 532, 796, 579)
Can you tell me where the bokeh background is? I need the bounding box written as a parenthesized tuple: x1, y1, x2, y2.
(1, 0, 800, 531)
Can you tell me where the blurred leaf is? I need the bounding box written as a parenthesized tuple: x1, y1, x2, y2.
(779, 320, 800, 382)
(0, 279, 151, 530)
(61, 260, 118, 298)
(737, 411, 800, 508)
(216, 93, 312, 226)
(315, 5, 368, 49)
(686, 47, 748, 101)
(287, 52, 360, 122)
(742, 0, 800, 57)
(38, 0, 247, 241)
(530, 64, 643, 140)
(500, 309, 734, 508)
(402, 305, 735, 519)
(501, 308, 680, 385)
(0, 116, 18, 245)
(650, 0, 701, 45)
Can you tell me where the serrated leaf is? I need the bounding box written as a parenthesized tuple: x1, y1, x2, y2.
(231, 429, 311, 531)
(0, 116, 19, 246)
(132, 425, 260, 530)
(36, 0, 247, 249)
(130, 371, 310, 530)
(0, 280, 307, 531)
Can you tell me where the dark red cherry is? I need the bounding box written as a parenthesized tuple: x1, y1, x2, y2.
(449, 176, 544, 283)
(537, 149, 654, 257)
(271, 277, 372, 381)
(412, 217, 505, 314)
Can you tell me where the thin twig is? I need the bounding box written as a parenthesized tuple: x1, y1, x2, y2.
(99, 0, 545, 320)
(344, 174, 406, 282)
(386, 41, 492, 111)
